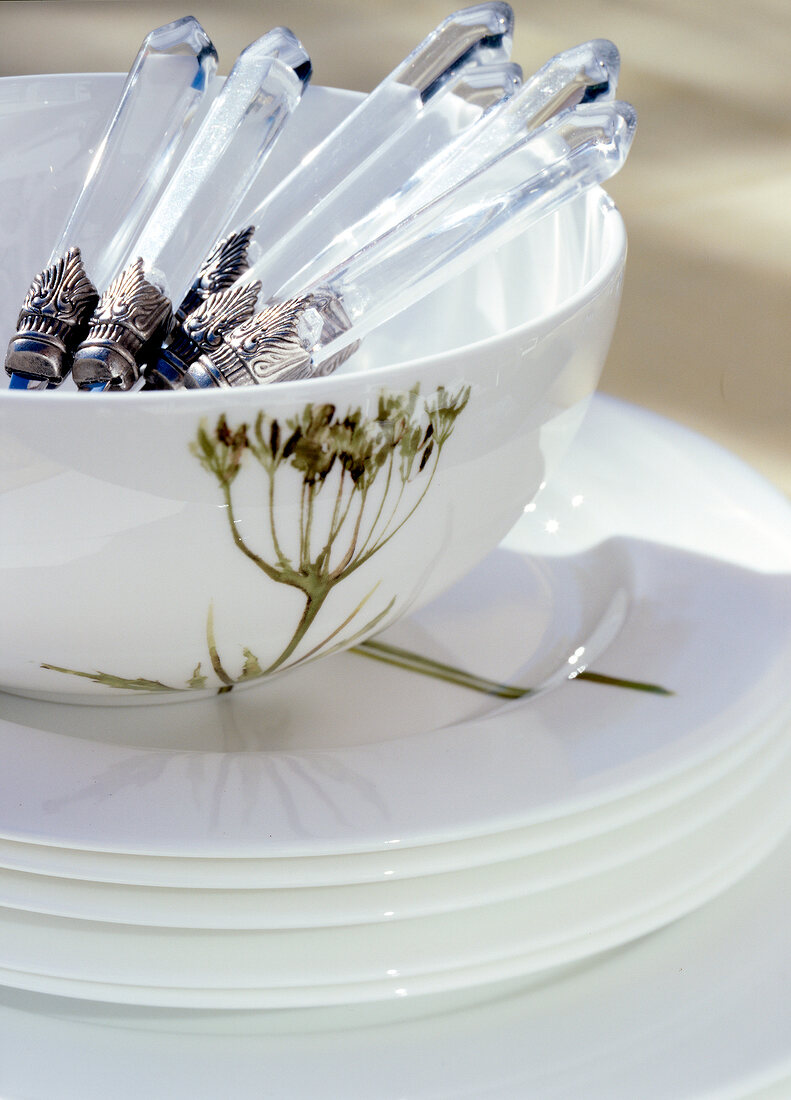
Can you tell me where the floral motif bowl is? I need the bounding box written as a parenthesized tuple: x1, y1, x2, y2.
(0, 75, 627, 702)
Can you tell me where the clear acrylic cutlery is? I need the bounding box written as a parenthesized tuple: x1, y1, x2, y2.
(231, 60, 523, 304)
(4, 16, 217, 390)
(261, 38, 621, 300)
(3, 10, 637, 398)
(170, 100, 636, 389)
(236, 4, 516, 266)
(70, 28, 311, 392)
(151, 37, 621, 390)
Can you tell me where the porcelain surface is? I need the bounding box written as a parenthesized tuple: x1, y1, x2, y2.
(1, 711, 785, 930)
(0, 74, 626, 701)
(2, 824, 791, 1097)
(0, 398, 790, 1005)
(0, 713, 787, 1007)
(0, 708, 778, 889)
(0, 397, 789, 861)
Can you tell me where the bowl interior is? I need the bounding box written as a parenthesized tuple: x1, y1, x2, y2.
(0, 74, 624, 389)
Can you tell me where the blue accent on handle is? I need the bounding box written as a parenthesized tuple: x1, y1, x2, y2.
(8, 373, 35, 390)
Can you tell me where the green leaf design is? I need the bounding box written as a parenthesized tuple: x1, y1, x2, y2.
(239, 648, 263, 681)
(192, 383, 471, 679)
(42, 382, 669, 705)
(40, 664, 177, 693)
(351, 640, 673, 698)
(188, 662, 207, 690)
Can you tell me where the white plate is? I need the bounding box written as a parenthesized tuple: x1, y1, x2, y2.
(0, 722, 788, 1007)
(0, 706, 787, 929)
(0, 697, 784, 889)
(3, 825, 790, 1099)
(0, 396, 790, 861)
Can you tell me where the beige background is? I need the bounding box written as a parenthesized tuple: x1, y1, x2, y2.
(2, 0, 790, 494)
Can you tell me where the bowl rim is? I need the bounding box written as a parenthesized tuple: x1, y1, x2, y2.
(0, 74, 628, 405)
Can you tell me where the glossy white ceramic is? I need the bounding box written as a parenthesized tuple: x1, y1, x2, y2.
(0, 74, 627, 702)
(1, 398, 789, 866)
(0, 398, 789, 1007)
(0, 730, 787, 1006)
(2, 825, 790, 1098)
(1, 711, 785, 928)
(0, 706, 779, 889)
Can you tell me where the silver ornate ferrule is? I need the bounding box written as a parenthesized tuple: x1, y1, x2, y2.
(72, 258, 173, 390)
(4, 247, 99, 384)
(174, 225, 255, 326)
(294, 290, 361, 377)
(311, 338, 362, 378)
(184, 297, 318, 389)
(143, 281, 261, 390)
(183, 293, 357, 389)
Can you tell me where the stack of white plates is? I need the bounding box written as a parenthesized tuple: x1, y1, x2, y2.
(1, 396, 790, 1010)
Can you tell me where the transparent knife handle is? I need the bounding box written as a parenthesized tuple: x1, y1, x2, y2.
(125, 27, 311, 306)
(308, 101, 636, 366)
(394, 2, 513, 95)
(243, 62, 522, 300)
(4, 16, 217, 390)
(438, 39, 619, 183)
(72, 28, 311, 391)
(241, 4, 514, 258)
(276, 38, 620, 300)
(506, 38, 619, 131)
(182, 101, 636, 388)
(53, 16, 218, 291)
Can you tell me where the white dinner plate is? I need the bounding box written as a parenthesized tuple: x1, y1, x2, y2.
(0, 694, 784, 889)
(3, 822, 790, 1098)
(0, 396, 789, 864)
(0, 703, 787, 929)
(0, 680, 784, 900)
(0, 718, 788, 1007)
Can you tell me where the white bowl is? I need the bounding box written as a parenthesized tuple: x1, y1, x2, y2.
(0, 75, 627, 703)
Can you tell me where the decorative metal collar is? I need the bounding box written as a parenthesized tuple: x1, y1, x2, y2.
(4, 247, 98, 384)
(182, 292, 358, 388)
(72, 257, 173, 390)
(144, 281, 261, 389)
(174, 225, 255, 326)
(184, 297, 316, 388)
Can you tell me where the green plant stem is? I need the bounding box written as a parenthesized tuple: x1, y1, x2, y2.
(338, 448, 442, 582)
(267, 465, 287, 566)
(356, 450, 395, 560)
(322, 467, 347, 563)
(330, 485, 369, 579)
(299, 480, 308, 570)
(40, 664, 177, 693)
(221, 483, 284, 587)
(295, 584, 382, 665)
(262, 589, 329, 675)
(206, 602, 235, 688)
(352, 640, 673, 698)
(571, 670, 673, 695)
